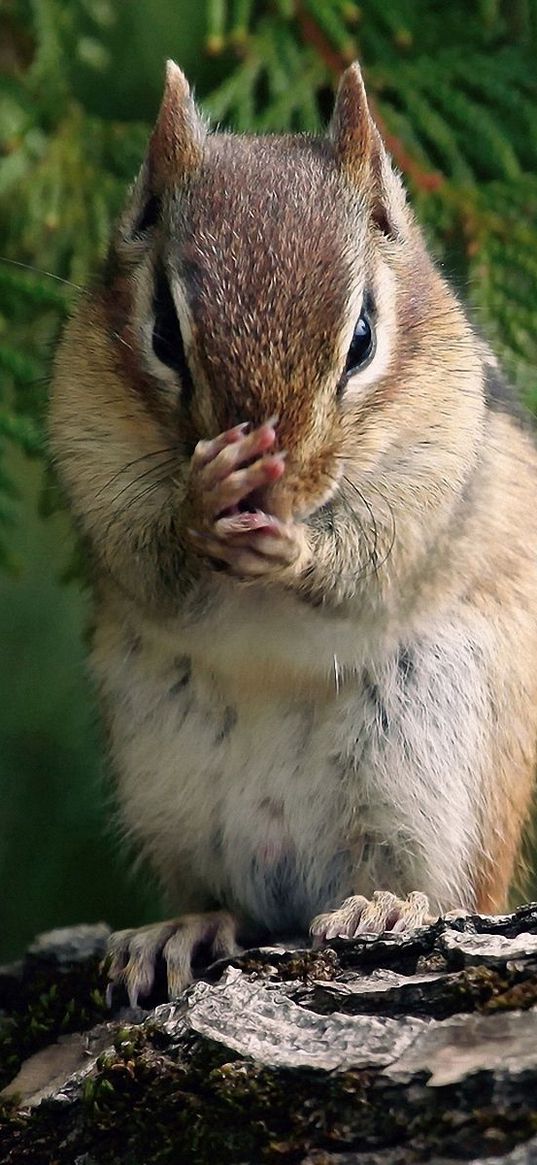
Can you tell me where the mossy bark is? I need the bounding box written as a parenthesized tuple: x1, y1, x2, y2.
(2, 909, 537, 1163)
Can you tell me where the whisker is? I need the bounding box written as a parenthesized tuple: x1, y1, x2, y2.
(95, 447, 180, 499)
(110, 476, 177, 550)
(109, 329, 137, 355)
(0, 256, 83, 293)
(100, 475, 175, 557)
(115, 475, 172, 518)
(0, 260, 139, 363)
(107, 456, 178, 510)
(333, 653, 340, 696)
(342, 476, 379, 573)
(366, 480, 397, 572)
(84, 461, 177, 522)
(339, 475, 397, 582)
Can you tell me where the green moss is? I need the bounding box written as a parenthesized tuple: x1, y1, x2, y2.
(231, 947, 340, 984)
(3, 944, 537, 1162)
(0, 958, 108, 1091)
(451, 964, 537, 1014)
(2, 1032, 537, 1165)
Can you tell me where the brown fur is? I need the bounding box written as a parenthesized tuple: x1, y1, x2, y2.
(50, 61, 537, 937)
(148, 60, 205, 189)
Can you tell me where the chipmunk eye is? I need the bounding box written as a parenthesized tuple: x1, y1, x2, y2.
(135, 195, 160, 235)
(152, 266, 183, 372)
(344, 313, 375, 377)
(152, 265, 194, 401)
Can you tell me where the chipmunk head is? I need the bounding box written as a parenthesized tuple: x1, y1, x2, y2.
(102, 59, 421, 522)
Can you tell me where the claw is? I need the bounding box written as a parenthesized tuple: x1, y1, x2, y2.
(310, 890, 432, 945)
(105, 912, 240, 1006)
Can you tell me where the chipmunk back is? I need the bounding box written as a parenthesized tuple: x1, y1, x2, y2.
(51, 61, 537, 1004)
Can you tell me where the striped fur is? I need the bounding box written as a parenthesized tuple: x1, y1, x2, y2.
(50, 62, 537, 941)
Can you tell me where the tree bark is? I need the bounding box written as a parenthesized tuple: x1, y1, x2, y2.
(2, 908, 537, 1163)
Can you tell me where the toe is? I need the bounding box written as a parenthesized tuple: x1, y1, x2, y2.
(122, 922, 178, 1007)
(211, 911, 240, 961)
(163, 912, 240, 999)
(163, 924, 198, 998)
(106, 913, 241, 1005)
(192, 423, 250, 469)
(310, 890, 432, 946)
(106, 921, 180, 1008)
(310, 896, 369, 945)
(106, 927, 135, 1005)
(390, 891, 431, 932)
(354, 891, 400, 935)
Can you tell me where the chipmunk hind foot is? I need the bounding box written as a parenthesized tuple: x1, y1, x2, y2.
(105, 911, 240, 1006)
(309, 889, 433, 946)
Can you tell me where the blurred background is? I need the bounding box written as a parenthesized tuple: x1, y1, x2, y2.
(1, 0, 536, 961)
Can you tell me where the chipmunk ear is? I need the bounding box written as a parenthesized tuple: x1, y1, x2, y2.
(147, 59, 206, 192)
(331, 62, 407, 241)
(117, 61, 206, 243)
(331, 62, 374, 184)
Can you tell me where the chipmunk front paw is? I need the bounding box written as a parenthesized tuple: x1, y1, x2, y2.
(185, 417, 308, 579)
(310, 890, 432, 946)
(105, 911, 240, 1006)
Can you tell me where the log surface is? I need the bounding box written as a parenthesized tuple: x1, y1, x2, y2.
(2, 908, 537, 1163)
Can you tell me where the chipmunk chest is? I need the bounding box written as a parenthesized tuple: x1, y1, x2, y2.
(107, 633, 360, 929)
(209, 691, 364, 925)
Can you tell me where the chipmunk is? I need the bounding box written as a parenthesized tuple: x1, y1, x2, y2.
(51, 60, 537, 1005)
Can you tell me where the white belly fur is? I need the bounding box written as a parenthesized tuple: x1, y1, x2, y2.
(93, 580, 483, 931)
